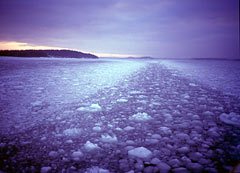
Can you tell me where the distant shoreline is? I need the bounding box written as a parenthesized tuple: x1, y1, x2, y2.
(0, 49, 98, 59)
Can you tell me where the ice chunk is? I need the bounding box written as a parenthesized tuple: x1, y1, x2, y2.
(77, 104, 102, 112)
(129, 112, 152, 122)
(63, 128, 82, 136)
(189, 83, 197, 87)
(129, 90, 142, 94)
(84, 141, 100, 152)
(72, 151, 83, 161)
(41, 166, 52, 173)
(85, 166, 110, 173)
(93, 126, 102, 132)
(159, 127, 172, 135)
(163, 113, 173, 122)
(101, 134, 118, 143)
(124, 126, 135, 131)
(89, 104, 102, 111)
(220, 112, 240, 126)
(117, 98, 128, 102)
(128, 147, 152, 159)
(49, 151, 59, 159)
(31, 100, 42, 106)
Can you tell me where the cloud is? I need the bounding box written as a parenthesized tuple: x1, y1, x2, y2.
(0, 0, 238, 58)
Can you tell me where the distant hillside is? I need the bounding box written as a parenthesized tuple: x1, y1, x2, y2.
(127, 56, 156, 60)
(0, 49, 98, 59)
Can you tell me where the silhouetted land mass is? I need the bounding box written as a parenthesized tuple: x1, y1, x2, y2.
(0, 50, 98, 59)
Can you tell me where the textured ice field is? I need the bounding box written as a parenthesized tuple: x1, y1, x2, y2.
(0, 57, 240, 172)
(160, 59, 240, 97)
(0, 57, 145, 133)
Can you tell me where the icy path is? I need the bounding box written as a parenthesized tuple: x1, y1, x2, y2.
(0, 57, 145, 133)
(0, 59, 240, 172)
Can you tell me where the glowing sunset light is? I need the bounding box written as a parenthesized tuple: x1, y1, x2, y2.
(0, 41, 63, 50)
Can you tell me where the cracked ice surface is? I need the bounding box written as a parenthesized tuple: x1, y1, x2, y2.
(0, 57, 240, 172)
(0, 57, 145, 133)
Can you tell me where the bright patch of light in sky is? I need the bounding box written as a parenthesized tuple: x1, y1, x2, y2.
(0, 41, 61, 50)
(0, 41, 139, 58)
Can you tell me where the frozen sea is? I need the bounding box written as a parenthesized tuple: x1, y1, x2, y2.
(0, 57, 240, 172)
(160, 59, 240, 98)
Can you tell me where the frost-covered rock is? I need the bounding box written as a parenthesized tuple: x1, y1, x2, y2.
(84, 141, 100, 152)
(220, 112, 240, 126)
(41, 166, 52, 173)
(63, 128, 82, 136)
(129, 112, 152, 122)
(101, 134, 118, 143)
(128, 147, 152, 159)
(85, 166, 110, 173)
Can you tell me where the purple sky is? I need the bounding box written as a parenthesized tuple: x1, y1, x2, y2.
(0, 0, 239, 58)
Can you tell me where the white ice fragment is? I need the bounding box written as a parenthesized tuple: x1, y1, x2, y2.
(124, 126, 135, 131)
(220, 112, 240, 126)
(159, 127, 172, 135)
(117, 98, 128, 102)
(77, 104, 102, 112)
(72, 151, 83, 159)
(115, 127, 123, 131)
(163, 113, 173, 122)
(92, 126, 102, 132)
(65, 139, 73, 144)
(129, 112, 152, 122)
(84, 141, 100, 152)
(40, 137, 47, 141)
(89, 104, 102, 111)
(85, 166, 110, 173)
(189, 83, 197, 87)
(129, 90, 142, 94)
(151, 134, 161, 139)
(63, 128, 82, 136)
(128, 147, 152, 159)
(41, 166, 52, 173)
(49, 151, 59, 159)
(101, 134, 118, 143)
(31, 101, 42, 106)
